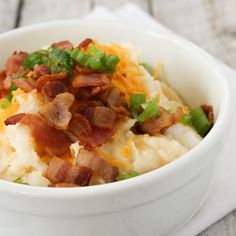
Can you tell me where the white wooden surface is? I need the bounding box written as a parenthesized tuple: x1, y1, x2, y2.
(0, 0, 235, 235)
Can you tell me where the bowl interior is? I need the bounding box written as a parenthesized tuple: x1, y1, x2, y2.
(0, 22, 222, 118)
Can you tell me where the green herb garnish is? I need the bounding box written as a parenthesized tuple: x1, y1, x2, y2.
(14, 178, 28, 185)
(130, 94, 160, 122)
(117, 171, 140, 181)
(181, 113, 192, 126)
(190, 107, 212, 136)
(23, 47, 73, 76)
(140, 63, 154, 75)
(71, 44, 120, 73)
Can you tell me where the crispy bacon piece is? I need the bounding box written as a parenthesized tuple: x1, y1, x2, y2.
(52, 40, 73, 51)
(68, 113, 92, 138)
(36, 72, 67, 89)
(20, 114, 71, 156)
(138, 107, 183, 135)
(72, 74, 110, 90)
(78, 38, 92, 49)
(77, 148, 118, 183)
(33, 64, 50, 79)
(201, 104, 214, 124)
(4, 113, 25, 126)
(40, 92, 74, 130)
(46, 157, 70, 183)
(66, 165, 92, 186)
(171, 107, 183, 123)
(5, 51, 28, 77)
(107, 88, 129, 115)
(0, 70, 8, 98)
(42, 81, 68, 98)
(12, 78, 36, 92)
(82, 106, 116, 129)
(67, 113, 118, 149)
(46, 156, 92, 186)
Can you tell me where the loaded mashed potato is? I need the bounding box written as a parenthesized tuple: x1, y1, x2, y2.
(0, 39, 214, 187)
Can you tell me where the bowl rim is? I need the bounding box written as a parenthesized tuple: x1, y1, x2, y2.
(0, 20, 231, 199)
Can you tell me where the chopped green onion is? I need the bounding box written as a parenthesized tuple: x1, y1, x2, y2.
(136, 97, 160, 122)
(86, 44, 101, 55)
(87, 52, 106, 71)
(105, 55, 120, 72)
(23, 47, 73, 76)
(190, 107, 212, 136)
(71, 45, 120, 73)
(140, 63, 154, 75)
(130, 94, 160, 122)
(117, 171, 140, 181)
(0, 97, 11, 109)
(130, 93, 146, 117)
(181, 113, 192, 126)
(14, 178, 28, 185)
(23, 50, 49, 70)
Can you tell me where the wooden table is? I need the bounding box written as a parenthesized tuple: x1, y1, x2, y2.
(1, 0, 235, 235)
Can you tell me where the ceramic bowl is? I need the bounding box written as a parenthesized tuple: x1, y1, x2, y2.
(0, 21, 230, 236)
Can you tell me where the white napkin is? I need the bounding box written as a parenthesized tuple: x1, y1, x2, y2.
(83, 3, 236, 236)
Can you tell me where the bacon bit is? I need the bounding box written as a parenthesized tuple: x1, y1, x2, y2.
(0, 70, 8, 98)
(20, 114, 71, 156)
(33, 64, 50, 79)
(78, 38, 93, 49)
(201, 104, 214, 124)
(68, 113, 92, 137)
(66, 165, 92, 186)
(139, 107, 175, 135)
(4, 113, 25, 126)
(51, 183, 79, 188)
(46, 157, 70, 183)
(72, 73, 110, 89)
(12, 78, 36, 92)
(171, 107, 183, 123)
(3, 76, 11, 90)
(5, 51, 28, 77)
(83, 126, 119, 149)
(107, 88, 129, 115)
(36, 72, 68, 90)
(42, 81, 68, 98)
(52, 40, 73, 51)
(77, 148, 118, 183)
(82, 106, 116, 129)
(46, 156, 92, 186)
(40, 92, 74, 130)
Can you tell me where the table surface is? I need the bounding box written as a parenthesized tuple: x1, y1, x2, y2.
(1, 0, 236, 235)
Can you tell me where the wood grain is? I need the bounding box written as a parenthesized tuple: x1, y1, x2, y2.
(0, 0, 19, 33)
(20, 0, 91, 26)
(151, 0, 236, 68)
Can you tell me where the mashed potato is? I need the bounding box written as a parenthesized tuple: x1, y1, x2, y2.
(0, 41, 206, 186)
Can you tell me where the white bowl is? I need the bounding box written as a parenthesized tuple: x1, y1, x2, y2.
(0, 21, 230, 236)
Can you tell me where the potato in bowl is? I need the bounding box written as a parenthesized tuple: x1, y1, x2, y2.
(0, 21, 230, 236)
(0, 38, 213, 187)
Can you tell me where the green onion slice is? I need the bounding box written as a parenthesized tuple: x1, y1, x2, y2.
(190, 107, 212, 136)
(117, 171, 140, 181)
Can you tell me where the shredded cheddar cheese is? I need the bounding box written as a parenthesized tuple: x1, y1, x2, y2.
(95, 148, 132, 169)
(95, 42, 148, 103)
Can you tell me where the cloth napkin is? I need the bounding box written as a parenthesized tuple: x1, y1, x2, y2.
(83, 3, 236, 236)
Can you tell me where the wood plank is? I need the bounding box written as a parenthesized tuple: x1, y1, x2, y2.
(20, 0, 91, 26)
(93, 0, 149, 12)
(0, 0, 20, 33)
(151, 0, 236, 69)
